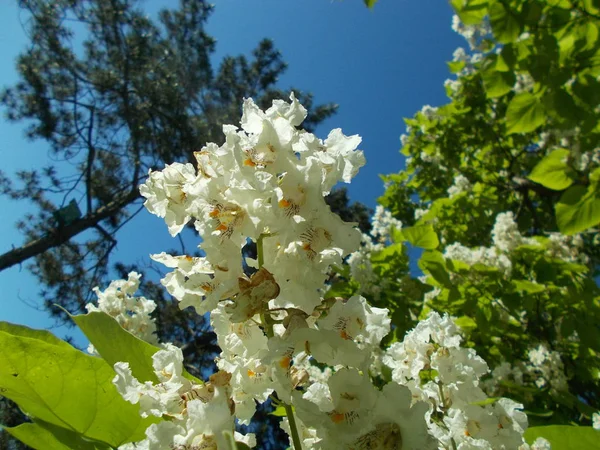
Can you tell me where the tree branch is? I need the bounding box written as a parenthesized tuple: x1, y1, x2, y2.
(0, 189, 141, 271)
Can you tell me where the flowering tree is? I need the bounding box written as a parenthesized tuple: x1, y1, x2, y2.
(1, 1, 599, 449)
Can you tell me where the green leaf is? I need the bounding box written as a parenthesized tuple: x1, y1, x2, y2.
(371, 243, 404, 263)
(489, 1, 522, 43)
(71, 311, 161, 383)
(0, 322, 72, 349)
(0, 322, 153, 448)
(525, 425, 600, 449)
(363, 0, 378, 8)
(448, 60, 466, 74)
(521, 2, 544, 26)
(454, 315, 477, 332)
(269, 405, 288, 417)
(556, 184, 600, 234)
(450, 0, 489, 25)
(398, 225, 439, 249)
(419, 251, 452, 288)
(5, 420, 109, 450)
(470, 397, 500, 407)
(512, 279, 545, 293)
(482, 66, 516, 98)
(506, 92, 546, 134)
(528, 149, 577, 190)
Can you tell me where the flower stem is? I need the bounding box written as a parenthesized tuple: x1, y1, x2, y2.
(257, 234, 265, 268)
(284, 402, 303, 450)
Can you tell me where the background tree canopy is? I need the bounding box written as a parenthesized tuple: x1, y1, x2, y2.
(374, 0, 600, 434)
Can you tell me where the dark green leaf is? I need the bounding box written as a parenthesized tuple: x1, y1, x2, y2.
(489, 1, 522, 43)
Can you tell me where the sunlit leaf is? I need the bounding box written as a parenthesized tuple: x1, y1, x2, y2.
(506, 92, 545, 134)
(524, 426, 600, 449)
(556, 185, 600, 234)
(0, 322, 153, 448)
(528, 149, 577, 190)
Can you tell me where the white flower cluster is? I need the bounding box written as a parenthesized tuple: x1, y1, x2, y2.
(105, 96, 530, 449)
(451, 15, 492, 51)
(383, 312, 531, 450)
(447, 174, 472, 198)
(86, 272, 158, 353)
(443, 211, 586, 277)
(372, 205, 402, 242)
(492, 212, 536, 253)
(415, 206, 431, 221)
(114, 344, 256, 450)
(347, 233, 385, 300)
(546, 233, 588, 265)
(444, 241, 513, 276)
(527, 344, 568, 392)
(141, 93, 364, 316)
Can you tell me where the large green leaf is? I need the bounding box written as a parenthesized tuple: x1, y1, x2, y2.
(528, 149, 577, 190)
(506, 92, 546, 134)
(525, 425, 600, 449)
(5, 420, 109, 450)
(556, 184, 600, 234)
(363, 0, 378, 8)
(488, 0, 522, 43)
(71, 311, 161, 384)
(0, 322, 152, 448)
(397, 225, 439, 249)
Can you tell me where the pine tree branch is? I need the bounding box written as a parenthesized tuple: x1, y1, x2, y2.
(0, 188, 141, 272)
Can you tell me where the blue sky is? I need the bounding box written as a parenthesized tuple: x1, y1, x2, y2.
(0, 0, 463, 346)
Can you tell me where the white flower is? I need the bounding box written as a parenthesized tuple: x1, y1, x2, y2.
(140, 162, 197, 236)
(530, 437, 552, 450)
(447, 174, 472, 198)
(86, 272, 158, 352)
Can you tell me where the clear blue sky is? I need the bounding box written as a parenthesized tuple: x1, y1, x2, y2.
(0, 0, 463, 346)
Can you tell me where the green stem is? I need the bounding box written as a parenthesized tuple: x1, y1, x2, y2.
(257, 234, 265, 268)
(284, 402, 303, 450)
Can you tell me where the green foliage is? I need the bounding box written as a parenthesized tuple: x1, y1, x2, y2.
(374, 0, 600, 433)
(525, 426, 600, 449)
(0, 322, 154, 449)
(363, 0, 378, 8)
(395, 224, 440, 249)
